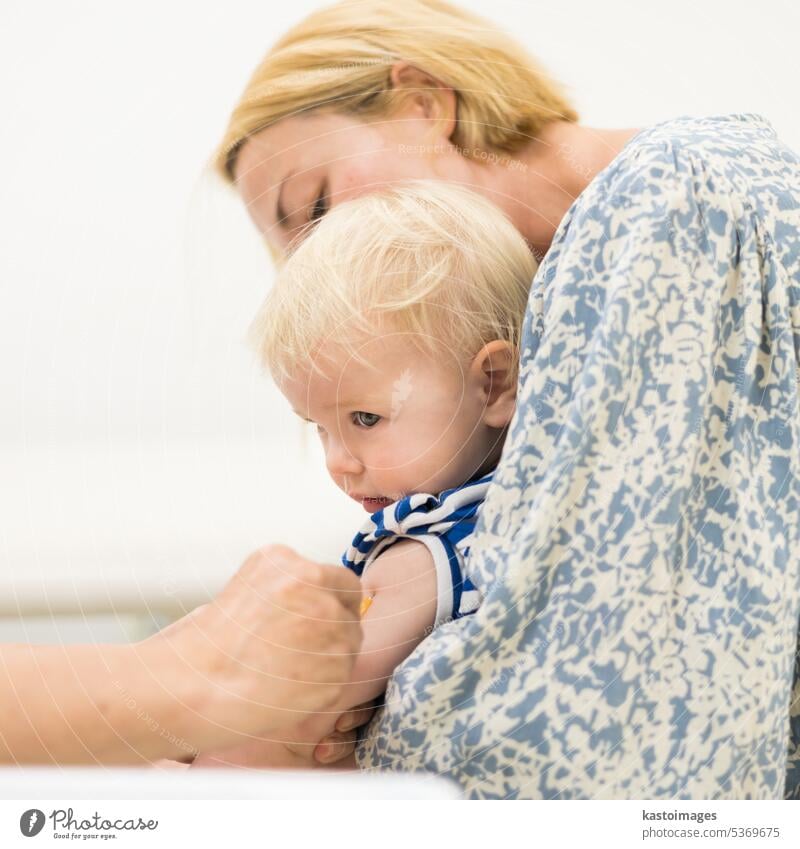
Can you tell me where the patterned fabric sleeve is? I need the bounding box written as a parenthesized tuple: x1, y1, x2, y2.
(355, 115, 800, 799)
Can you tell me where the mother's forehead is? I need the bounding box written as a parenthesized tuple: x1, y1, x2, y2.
(237, 111, 358, 169)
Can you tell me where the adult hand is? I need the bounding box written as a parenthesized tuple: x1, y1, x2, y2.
(151, 544, 363, 751)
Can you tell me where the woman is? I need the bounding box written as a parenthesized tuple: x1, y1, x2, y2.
(213, 0, 800, 798)
(0, 545, 365, 765)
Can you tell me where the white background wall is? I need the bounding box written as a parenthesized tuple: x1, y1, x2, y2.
(1, 0, 798, 446)
(0, 0, 798, 636)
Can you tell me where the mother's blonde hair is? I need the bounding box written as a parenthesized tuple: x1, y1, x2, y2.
(216, 0, 578, 182)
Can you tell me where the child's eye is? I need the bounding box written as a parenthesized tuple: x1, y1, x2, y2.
(352, 411, 381, 428)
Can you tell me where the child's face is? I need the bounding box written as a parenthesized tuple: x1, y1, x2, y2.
(279, 333, 513, 513)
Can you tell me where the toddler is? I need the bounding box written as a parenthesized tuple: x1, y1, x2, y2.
(194, 180, 537, 768)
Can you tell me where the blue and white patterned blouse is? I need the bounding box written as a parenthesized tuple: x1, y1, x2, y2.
(342, 472, 493, 627)
(355, 113, 800, 800)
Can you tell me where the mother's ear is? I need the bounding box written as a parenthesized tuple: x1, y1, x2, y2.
(469, 340, 517, 428)
(389, 61, 457, 140)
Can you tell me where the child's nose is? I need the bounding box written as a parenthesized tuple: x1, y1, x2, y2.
(324, 437, 363, 477)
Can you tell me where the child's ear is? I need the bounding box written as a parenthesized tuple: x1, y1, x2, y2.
(469, 341, 517, 428)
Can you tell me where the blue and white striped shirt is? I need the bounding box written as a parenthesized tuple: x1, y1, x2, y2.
(341, 471, 494, 628)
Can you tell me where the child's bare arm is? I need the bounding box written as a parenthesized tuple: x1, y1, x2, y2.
(336, 537, 438, 706)
(192, 539, 437, 769)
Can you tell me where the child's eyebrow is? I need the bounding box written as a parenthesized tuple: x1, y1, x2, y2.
(291, 398, 381, 421)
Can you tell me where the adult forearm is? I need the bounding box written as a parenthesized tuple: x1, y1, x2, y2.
(0, 640, 200, 765)
(0, 545, 365, 766)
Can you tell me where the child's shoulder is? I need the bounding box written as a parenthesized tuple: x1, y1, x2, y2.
(362, 538, 435, 590)
(342, 472, 495, 576)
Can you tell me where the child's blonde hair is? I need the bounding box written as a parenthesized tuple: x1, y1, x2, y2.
(249, 181, 538, 389)
(216, 0, 578, 183)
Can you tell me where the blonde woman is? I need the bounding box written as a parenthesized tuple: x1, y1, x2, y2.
(213, 0, 800, 799)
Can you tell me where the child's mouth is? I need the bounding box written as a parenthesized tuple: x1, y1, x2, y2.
(359, 496, 393, 514)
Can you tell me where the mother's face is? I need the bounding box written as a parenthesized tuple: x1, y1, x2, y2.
(234, 108, 475, 252)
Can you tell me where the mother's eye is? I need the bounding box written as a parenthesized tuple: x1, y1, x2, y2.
(352, 411, 381, 428)
(308, 185, 328, 222)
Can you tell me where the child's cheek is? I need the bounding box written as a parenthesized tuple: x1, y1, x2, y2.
(370, 438, 418, 484)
